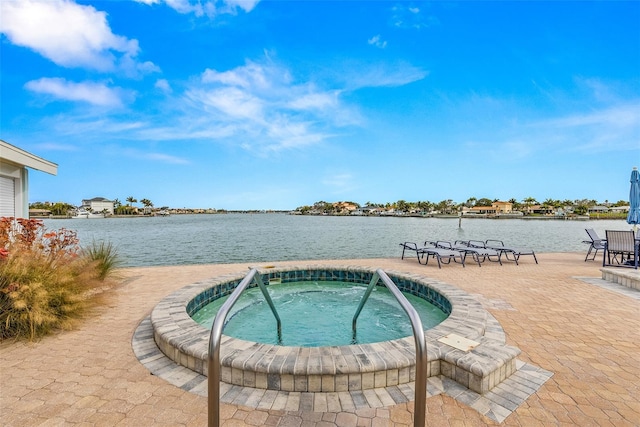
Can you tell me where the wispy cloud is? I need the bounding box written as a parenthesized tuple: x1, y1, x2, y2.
(19, 52, 428, 159)
(534, 103, 640, 153)
(345, 62, 428, 90)
(224, 0, 260, 13)
(155, 79, 172, 94)
(133, 0, 260, 17)
(287, 91, 340, 111)
(24, 78, 130, 107)
(0, 0, 157, 76)
(183, 58, 360, 153)
(450, 87, 639, 163)
(144, 152, 190, 164)
(390, 4, 439, 29)
(368, 34, 387, 49)
(33, 142, 79, 152)
(119, 146, 190, 164)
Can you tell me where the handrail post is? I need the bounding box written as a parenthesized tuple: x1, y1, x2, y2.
(352, 269, 427, 427)
(208, 268, 282, 427)
(351, 272, 380, 343)
(254, 274, 282, 344)
(210, 268, 426, 427)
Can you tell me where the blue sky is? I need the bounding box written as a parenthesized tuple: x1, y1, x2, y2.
(1, 0, 639, 210)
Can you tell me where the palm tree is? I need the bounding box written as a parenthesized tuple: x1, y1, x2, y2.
(465, 197, 477, 207)
(141, 198, 153, 215)
(396, 200, 409, 212)
(125, 197, 138, 215)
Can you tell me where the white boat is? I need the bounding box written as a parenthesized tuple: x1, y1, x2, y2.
(72, 210, 104, 219)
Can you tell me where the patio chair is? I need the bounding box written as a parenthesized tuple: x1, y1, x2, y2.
(400, 241, 429, 261)
(433, 240, 500, 266)
(583, 228, 606, 262)
(603, 230, 638, 269)
(416, 246, 466, 268)
(483, 240, 538, 265)
(399, 241, 466, 268)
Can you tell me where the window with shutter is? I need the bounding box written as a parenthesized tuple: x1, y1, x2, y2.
(0, 176, 16, 217)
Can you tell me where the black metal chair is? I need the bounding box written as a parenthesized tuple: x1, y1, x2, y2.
(583, 228, 606, 261)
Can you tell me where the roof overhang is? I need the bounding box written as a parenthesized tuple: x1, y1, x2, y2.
(0, 140, 58, 175)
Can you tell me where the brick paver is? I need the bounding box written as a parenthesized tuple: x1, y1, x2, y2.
(1, 253, 638, 426)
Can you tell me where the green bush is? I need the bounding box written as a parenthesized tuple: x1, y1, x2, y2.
(83, 240, 121, 280)
(0, 218, 119, 341)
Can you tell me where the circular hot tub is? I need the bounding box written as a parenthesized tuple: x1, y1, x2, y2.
(150, 265, 517, 393)
(191, 273, 448, 347)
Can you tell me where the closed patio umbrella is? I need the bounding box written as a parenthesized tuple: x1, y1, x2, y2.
(628, 167, 639, 233)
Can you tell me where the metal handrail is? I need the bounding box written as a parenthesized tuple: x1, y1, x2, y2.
(208, 268, 281, 427)
(352, 269, 427, 427)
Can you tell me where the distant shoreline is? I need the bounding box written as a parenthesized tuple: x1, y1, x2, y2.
(31, 212, 622, 221)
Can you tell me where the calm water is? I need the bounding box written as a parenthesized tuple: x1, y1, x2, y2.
(191, 281, 448, 346)
(43, 214, 628, 267)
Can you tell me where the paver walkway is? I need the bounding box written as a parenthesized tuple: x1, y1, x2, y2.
(1, 253, 638, 426)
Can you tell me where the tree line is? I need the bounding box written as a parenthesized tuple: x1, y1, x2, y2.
(296, 197, 630, 216)
(29, 196, 162, 216)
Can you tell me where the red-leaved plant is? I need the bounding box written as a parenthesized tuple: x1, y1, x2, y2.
(0, 217, 117, 340)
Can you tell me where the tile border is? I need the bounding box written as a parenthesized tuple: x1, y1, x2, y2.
(133, 316, 552, 424)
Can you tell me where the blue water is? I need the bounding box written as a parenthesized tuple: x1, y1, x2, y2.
(191, 281, 448, 346)
(43, 214, 627, 267)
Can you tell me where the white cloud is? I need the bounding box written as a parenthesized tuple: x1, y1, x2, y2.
(287, 91, 340, 111)
(155, 79, 172, 94)
(117, 146, 190, 164)
(145, 152, 190, 164)
(536, 103, 640, 152)
(34, 142, 78, 152)
(180, 59, 358, 153)
(133, 0, 260, 17)
(367, 35, 388, 49)
(346, 62, 428, 89)
(202, 60, 285, 91)
(24, 77, 127, 107)
(0, 0, 155, 75)
(546, 104, 640, 129)
(194, 86, 265, 120)
(21, 54, 422, 158)
(391, 4, 439, 29)
(224, 0, 260, 12)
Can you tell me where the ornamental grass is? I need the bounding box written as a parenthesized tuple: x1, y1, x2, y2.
(0, 218, 119, 341)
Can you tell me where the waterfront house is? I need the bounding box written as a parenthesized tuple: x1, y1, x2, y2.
(522, 204, 553, 215)
(588, 205, 610, 214)
(0, 140, 58, 219)
(333, 201, 359, 214)
(352, 205, 381, 216)
(610, 206, 630, 213)
(80, 197, 115, 215)
(466, 201, 513, 216)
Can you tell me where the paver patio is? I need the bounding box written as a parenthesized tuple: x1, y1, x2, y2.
(1, 252, 638, 426)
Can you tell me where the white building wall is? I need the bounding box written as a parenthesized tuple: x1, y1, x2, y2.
(0, 161, 28, 218)
(89, 200, 114, 214)
(0, 140, 57, 219)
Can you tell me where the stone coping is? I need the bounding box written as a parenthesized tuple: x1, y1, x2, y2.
(601, 266, 640, 290)
(150, 265, 521, 394)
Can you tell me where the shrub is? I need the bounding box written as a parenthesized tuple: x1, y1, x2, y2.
(0, 218, 119, 341)
(83, 240, 121, 280)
